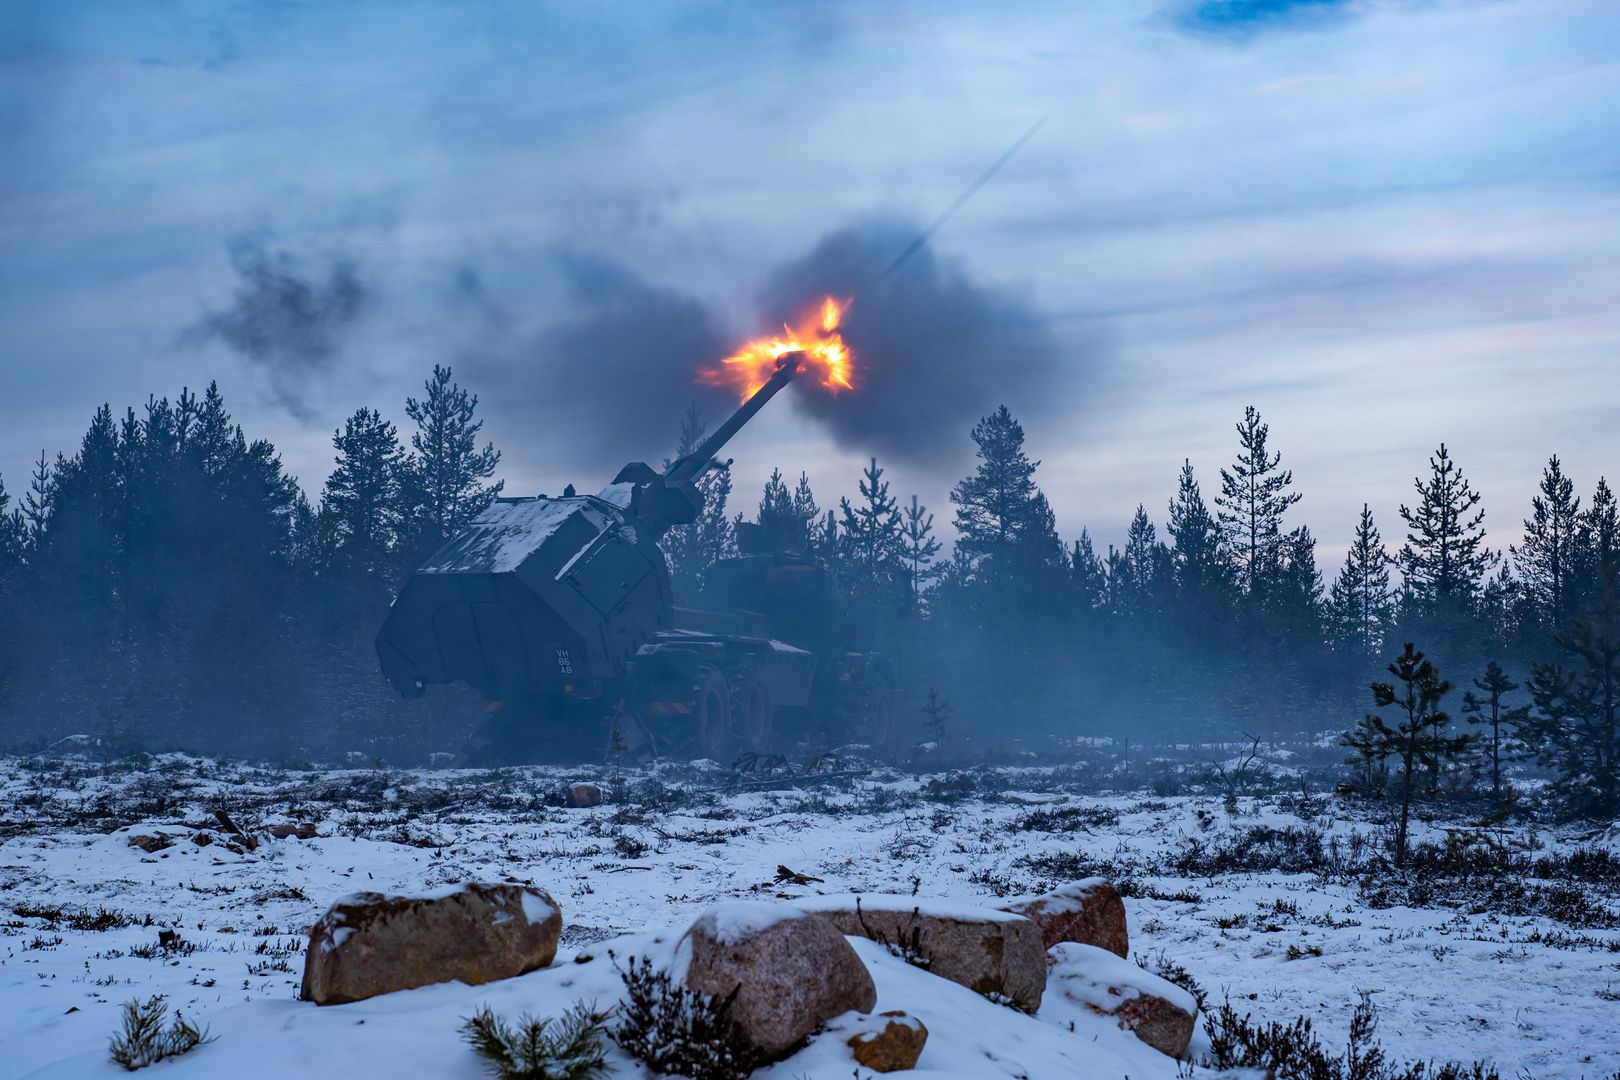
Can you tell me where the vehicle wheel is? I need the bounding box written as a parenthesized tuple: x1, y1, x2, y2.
(728, 664, 774, 754)
(691, 665, 732, 761)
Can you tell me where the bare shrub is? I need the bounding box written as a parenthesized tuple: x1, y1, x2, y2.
(610, 953, 761, 1079)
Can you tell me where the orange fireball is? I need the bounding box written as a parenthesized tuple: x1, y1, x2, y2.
(700, 296, 854, 401)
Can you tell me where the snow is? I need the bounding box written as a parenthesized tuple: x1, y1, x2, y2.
(520, 891, 556, 926)
(1004, 877, 1111, 915)
(419, 498, 600, 575)
(15, 930, 1176, 1080)
(2, 755, 1617, 1078)
(795, 893, 1029, 923)
(595, 482, 635, 510)
(691, 900, 807, 946)
(1044, 941, 1200, 1018)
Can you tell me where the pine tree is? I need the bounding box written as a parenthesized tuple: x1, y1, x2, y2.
(792, 472, 818, 520)
(1326, 504, 1395, 660)
(321, 407, 406, 582)
(1214, 406, 1301, 597)
(1340, 643, 1468, 866)
(401, 365, 502, 561)
(1397, 444, 1492, 625)
(660, 405, 734, 597)
(900, 495, 941, 607)
(758, 468, 792, 521)
(1069, 529, 1106, 611)
(950, 406, 1045, 577)
(21, 450, 54, 552)
(839, 458, 904, 598)
(1512, 455, 1580, 634)
(1459, 661, 1521, 804)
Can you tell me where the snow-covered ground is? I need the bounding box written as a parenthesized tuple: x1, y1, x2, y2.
(2, 753, 1617, 1078)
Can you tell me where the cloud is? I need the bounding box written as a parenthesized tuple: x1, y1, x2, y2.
(1174, 0, 1358, 38)
(184, 233, 368, 419)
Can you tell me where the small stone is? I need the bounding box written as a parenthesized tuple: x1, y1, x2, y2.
(681, 900, 876, 1060)
(799, 894, 1046, 1013)
(191, 832, 212, 847)
(266, 822, 319, 840)
(1000, 878, 1128, 957)
(565, 782, 603, 808)
(847, 1010, 927, 1072)
(128, 834, 171, 853)
(301, 883, 562, 1005)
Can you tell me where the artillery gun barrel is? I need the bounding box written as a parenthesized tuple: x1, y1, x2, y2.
(664, 352, 803, 486)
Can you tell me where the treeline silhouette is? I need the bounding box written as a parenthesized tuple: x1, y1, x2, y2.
(0, 373, 1614, 817)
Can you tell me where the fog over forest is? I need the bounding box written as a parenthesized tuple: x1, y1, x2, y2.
(2, 358, 1616, 820)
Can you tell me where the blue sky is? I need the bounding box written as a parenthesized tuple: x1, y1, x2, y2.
(2, 0, 1618, 562)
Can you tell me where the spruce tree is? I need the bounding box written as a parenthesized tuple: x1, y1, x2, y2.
(1215, 406, 1301, 597)
(1459, 661, 1521, 804)
(1573, 478, 1619, 619)
(839, 457, 904, 598)
(320, 407, 406, 582)
(1326, 504, 1395, 660)
(1118, 505, 1164, 617)
(401, 365, 502, 561)
(1520, 561, 1620, 818)
(900, 495, 941, 607)
(1512, 455, 1580, 634)
(1340, 643, 1468, 866)
(0, 475, 19, 572)
(1274, 525, 1323, 629)
(1397, 443, 1492, 625)
(813, 510, 840, 570)
(1167, 459, 1229, 616)
(1069, 529, 1106, 611)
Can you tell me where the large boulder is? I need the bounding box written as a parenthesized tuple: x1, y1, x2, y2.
(1000, 878, 1128, 957)
(680, 901, 876, 1060)
(845, 1010, 928, 1072)
(301, 883, 561, 1005)
(798, 894, 1046, 1013)
(565, 782, 603, 808)
(1041, 942, 1197, 1058)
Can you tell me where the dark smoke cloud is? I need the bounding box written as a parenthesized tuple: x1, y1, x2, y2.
(463, 221, 1068, 477)
(185, 233, 367, 418)
(756, 218, 1064, 466)
(464, 253, 735, 467)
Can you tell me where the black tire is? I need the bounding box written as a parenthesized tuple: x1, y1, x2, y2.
(728, 664, 774, 754)
(691, 665, 732, 761)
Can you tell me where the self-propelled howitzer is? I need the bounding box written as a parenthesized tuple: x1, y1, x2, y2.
(375, 354, 896, 761)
